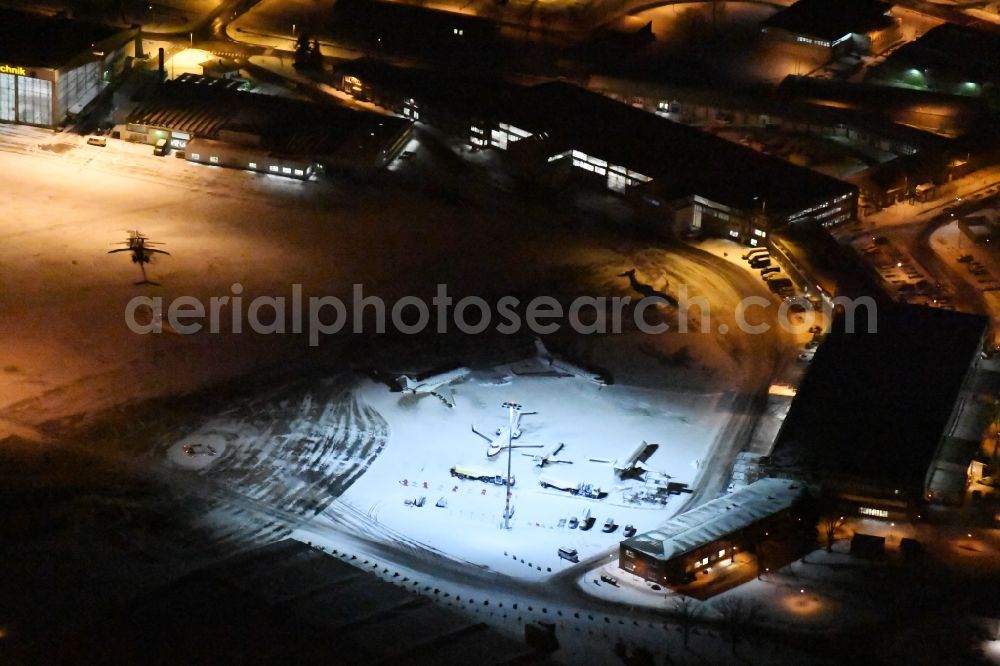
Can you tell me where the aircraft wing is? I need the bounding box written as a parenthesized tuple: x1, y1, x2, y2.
(430, 386, 455, 408)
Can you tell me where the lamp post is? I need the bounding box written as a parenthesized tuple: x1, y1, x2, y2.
(501, 400, 521, 530)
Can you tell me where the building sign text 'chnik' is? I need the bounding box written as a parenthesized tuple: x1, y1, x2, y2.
(0, 64, 28, 76)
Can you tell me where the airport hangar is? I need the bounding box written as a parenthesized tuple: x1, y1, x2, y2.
(122, 75, 413, 179)
(333, 59, 858, 246)
(0, 8, 138, 128)
(769, 303, 989, 520)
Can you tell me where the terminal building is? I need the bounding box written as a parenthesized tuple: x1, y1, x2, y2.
(770, 303, 989, 518)
(619, 478, 805, 585)
(0, 8, 138, 128)
(333, 60, 858, 244)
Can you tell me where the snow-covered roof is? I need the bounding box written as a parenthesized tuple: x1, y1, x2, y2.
(622, 478, 802, 562)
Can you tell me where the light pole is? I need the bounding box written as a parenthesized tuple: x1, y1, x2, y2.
(501, 400, 521, 530)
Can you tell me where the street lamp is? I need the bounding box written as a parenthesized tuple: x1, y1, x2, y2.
(501, 400, 521, 530)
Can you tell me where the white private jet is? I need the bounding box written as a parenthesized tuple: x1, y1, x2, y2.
(590, 441, 662, 479)
(396, 367, 471, 408)
(472, 404, 541, 458)
(522, 441, 571, 467)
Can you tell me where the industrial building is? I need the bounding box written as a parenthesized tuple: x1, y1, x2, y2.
(869, 24, 1000, 101)
(122, 75, 412, 178)
(0, 8, 139, 128)
(762, 0, 901, 57)
(619, 478, 804, 585)
(770, 304, 989, 517)
(333, 60, 858, 244)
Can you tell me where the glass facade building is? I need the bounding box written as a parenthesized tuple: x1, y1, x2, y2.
(0, 10, 137, 128)
(0, 72, 53, 126)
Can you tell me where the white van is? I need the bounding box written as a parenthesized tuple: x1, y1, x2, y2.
(558, 547, 579, 562)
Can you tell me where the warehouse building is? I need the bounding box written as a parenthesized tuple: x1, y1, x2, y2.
(619, 478, 804, 585)
(123, 75, 412, 178)
(0, 8, 138, 128)
(868, 24, 1000, 102)
(770, 303, 989, 518)
(333, 60, 858, 243)
(762, 0, 901, 57)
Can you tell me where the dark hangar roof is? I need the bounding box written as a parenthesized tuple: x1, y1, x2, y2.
(0, 7, 129, 69)
(127, 76, 410, 157)
(763, 0, 895, 43)
(772, 303, 987, 489)
(516, 81, 856, 218)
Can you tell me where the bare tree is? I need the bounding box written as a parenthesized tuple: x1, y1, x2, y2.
(822, 514, 845, 552)
(671, 594, 697, 650)
(717, 597, 764, 655)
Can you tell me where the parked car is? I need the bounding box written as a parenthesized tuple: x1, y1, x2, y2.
(602, 518, 617, 533)
(568, 517, 579, 529)
(600, 574, 618, 585)
(86, 136, 106, 147)
(623, 524, 637, 538)
(558, 547, 579, 563)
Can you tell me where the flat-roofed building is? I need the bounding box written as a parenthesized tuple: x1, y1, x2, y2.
(0, 8, 138, 128)
(762, 0, 901, 57)
(124, 75, 413, 176)
(333, 60, 859, 244)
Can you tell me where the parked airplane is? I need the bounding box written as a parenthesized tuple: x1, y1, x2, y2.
(472, 404, 541, 458)
(522, 441, 571, 467)
(590, 441, 661, 479)
(396, 367, 470, 408)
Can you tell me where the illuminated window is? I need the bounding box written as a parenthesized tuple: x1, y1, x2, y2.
(718, 548, 726, 558)
(248, 162, 257, 169)
(190, 153, 200, 160)
(209, 156, 219, 164)
(859, 506, 889, 518)
(294, 169, 304, 176)
(269, 165, 279, 173)
(282, 167, 292, 174)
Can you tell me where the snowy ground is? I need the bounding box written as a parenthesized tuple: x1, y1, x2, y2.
(339, 366, 727, 579)
(0, 117, 807, 663)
